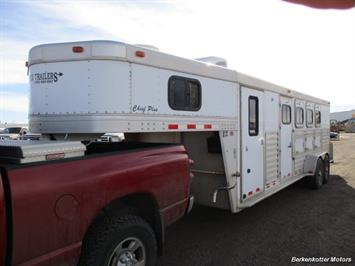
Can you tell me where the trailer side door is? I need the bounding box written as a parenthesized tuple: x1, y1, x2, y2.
(280, 97, 293, 179)
(241, 87, 264, 200)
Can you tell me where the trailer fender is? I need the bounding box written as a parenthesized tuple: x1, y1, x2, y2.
(304, 153, 327, 175)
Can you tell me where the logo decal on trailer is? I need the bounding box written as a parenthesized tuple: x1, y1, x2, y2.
(30, 72, 64, 84)
(132, 105, 158, 113)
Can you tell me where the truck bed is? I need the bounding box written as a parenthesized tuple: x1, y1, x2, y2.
(0, 141, 191, 265)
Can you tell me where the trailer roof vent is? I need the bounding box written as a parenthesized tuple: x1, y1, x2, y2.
(134, 44, 159, 51)
(195, 56, 227, 67)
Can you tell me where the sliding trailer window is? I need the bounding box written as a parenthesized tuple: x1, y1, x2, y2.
(249, 96, 259, 136)
(168, 76, 201, 111)
(315, 110, 321, 127)
(282, 104, 291, 124)
(295, 107, 304, 128)
(306, 109, 314, 128)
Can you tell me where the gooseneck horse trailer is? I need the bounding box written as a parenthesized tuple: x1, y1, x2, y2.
(27, 41, 331, 213)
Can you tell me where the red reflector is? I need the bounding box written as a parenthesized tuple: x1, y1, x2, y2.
(248, 191, 253, 196)
(204, 124, 212, 129)
(46, 153, 65, 160)
(187, 124, 196, 129)
(72, 46, 84, 53)
(135, 51, 145, 57)
(256, 188, 260, 192)
(168, 124, 178, 130)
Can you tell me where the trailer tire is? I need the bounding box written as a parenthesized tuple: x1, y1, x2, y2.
(309, 158, 324, 189)
(79, 214, 157, 266)
(323, 155, 330, 184)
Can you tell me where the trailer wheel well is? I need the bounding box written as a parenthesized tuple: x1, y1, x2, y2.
(89, 193, 164, 256)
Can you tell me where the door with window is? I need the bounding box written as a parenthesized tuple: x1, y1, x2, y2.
(241, 87, 264, 200)
(280, 97, 293, 179)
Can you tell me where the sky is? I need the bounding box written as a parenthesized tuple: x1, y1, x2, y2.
(0, 0, 354, 123)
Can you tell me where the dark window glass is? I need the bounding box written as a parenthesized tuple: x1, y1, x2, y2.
(4, 127, 21, 134)
(306, 109, 314, 127)
(282, 105, 291, 124)
(168, 76, 201, 111)
(295, 107, 304, 128)
(315, 110, 321, 127)
(249, 96, 259, 136)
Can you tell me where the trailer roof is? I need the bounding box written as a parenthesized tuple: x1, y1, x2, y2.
(29, 40, 329, 105)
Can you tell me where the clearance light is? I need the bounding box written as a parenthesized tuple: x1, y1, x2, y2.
(72, 46, 84, 53)
(168, 124, 178, 130)
(135, 51, 145, 57)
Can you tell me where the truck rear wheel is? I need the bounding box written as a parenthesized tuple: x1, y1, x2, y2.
(79, 214, 157, 266)
(309, 158, 324, 189)
(323, 155, 330, 184)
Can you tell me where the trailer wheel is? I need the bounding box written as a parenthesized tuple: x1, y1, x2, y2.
(309, 158, 324, 189)
(323, 155, 330, 184)
(79, 214, 157, 266)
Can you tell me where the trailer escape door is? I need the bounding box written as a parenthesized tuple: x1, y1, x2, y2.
(280, 97, 293, 179)
(241, 87, 264, 200)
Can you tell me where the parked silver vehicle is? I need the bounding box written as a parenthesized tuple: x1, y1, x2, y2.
(0, 127, 28, 140)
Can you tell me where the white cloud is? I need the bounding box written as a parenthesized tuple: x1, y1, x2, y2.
(0, 91, 28, 112)
(1, 0, 355, 113)
(0, 39, 32, 84)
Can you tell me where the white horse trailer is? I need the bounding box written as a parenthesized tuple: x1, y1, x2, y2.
(27, 40, 331, 213)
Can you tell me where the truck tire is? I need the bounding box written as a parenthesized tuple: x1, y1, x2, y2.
(79, 214, 157, 266)
(309, 158, 324, 189)
(323, 155, 330, 184)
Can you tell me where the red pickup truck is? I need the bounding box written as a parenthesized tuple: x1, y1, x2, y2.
(0, 141, 193, 266)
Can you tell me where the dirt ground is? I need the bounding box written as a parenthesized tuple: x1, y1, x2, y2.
(158, 133, 355, 266)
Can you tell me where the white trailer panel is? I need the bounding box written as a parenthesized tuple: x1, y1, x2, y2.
(27, 40, 331, 213)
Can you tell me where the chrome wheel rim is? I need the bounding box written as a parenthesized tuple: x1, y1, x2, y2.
(108, 237, 146, 266)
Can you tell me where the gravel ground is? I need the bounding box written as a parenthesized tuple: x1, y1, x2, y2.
(158, 133, 355, 266)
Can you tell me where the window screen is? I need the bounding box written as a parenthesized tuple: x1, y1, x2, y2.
(315, 110, 321, 127)
(249, 96, 259, 136)
(282, 105, 291, 124)
(168, 76, 201, 111)
(295, 107, 304, 128)
(306, 109, 314, 127)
